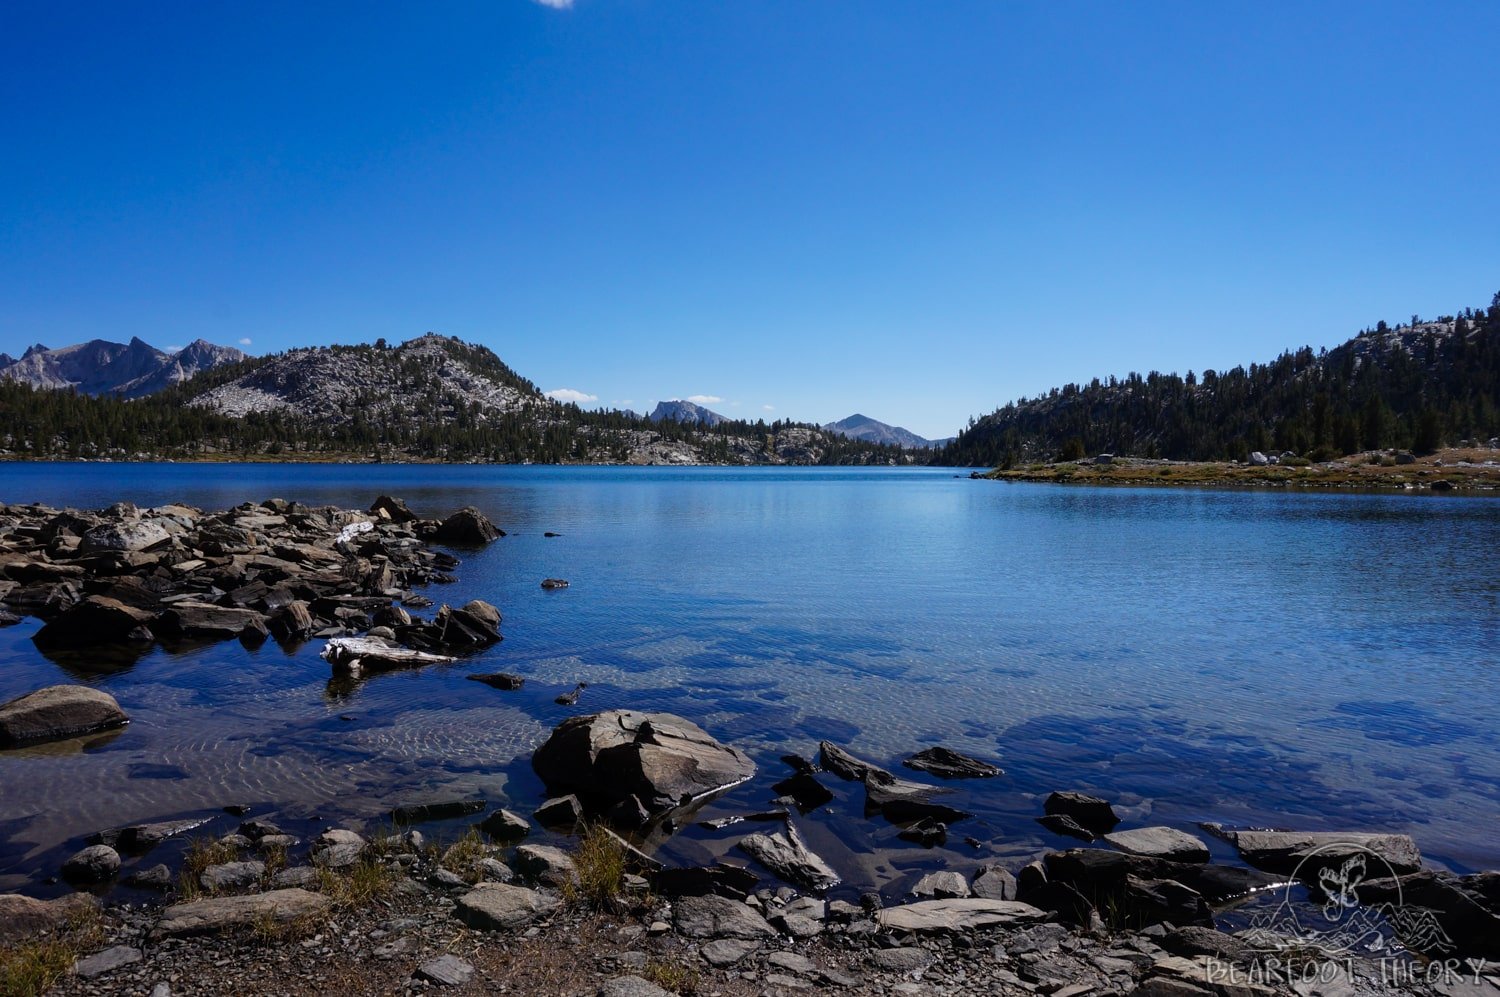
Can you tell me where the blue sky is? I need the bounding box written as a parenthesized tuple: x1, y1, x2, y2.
(2, 2, 1496, 439)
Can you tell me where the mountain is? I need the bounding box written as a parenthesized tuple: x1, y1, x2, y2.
(943, 299, 1500, 467)
(0, 337, 246, 398)
(192, 333, 539, 424)
(0, 332, 915, 467)
(822, 413, 950, 449)
(649, 399, 727, 426)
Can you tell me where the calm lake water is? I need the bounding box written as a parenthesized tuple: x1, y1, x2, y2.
(1, 463, 1497, 899)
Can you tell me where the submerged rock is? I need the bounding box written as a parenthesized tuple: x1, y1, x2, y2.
(532, 710, 755, 821)
(737, 822, 840, 892)
(0, 685, 129, 747)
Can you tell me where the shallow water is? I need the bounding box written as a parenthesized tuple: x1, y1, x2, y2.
(1, 463, 1497, 898)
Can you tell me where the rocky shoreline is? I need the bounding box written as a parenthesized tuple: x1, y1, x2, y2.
(2, 498, 1499, 996)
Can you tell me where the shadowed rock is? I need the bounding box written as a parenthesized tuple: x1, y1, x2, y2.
(1044, 791, 1119, 836)
(532, 710, 755, 822)
(33, 595, 156, 649)
(432, 507, 503, 545)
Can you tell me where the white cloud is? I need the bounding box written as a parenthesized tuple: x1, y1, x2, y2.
(685, 394, 722, 405)
(545, 388, 598, 404)
(532, 0, 573, 8)
(166, 344, 184, 353)
(238, 337, 252, 346)
(762, 404, 775, 411)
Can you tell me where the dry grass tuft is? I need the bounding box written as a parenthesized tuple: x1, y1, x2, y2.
(0, 906, 102, 997)
(563, 824, 627, 910)
(643, 956, 701, 994)
(437, 828, 490, 884)
(317, 856, 398, 909)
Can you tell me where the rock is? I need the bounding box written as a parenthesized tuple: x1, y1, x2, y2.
(897, 818, 947, 846)
(479, 858, 514, 883)
(153, 602, 267, 642)
(271, 866, 319, 889)
(238, 818, 284, 839)
(369, 496, 418, 524)
(818, 740, 885, 781)
(61, 844, 120, 884)
(540, 578, 570, 589)
(532, 710, 755, 819)
(863, 769, 968, 824)
(433, 507, 502, 545)
(390, 799, 486, 825)
(1044, 791, 1120, 836)
(534, 795, 584, 828)
(467, 672, 525, 690)
(0, 684, 130, 747)
(598, 977, 674, 997)
(651, 863, 759, 900)
(1358, 870, 1500, 958)
(876, 898, 1048, 933)
(33, 595, 156, 648)
(867, 947, 933, 971)
(772, 771, 834, 810)
(478, 808, 531, 841)
(321, 636, 455, 677)
(310, 828, 367, 869)
(114, 818, 212, 852)
(0, 893, 97, 945)
(512, 844, 576, 886)
(554, 682, 586, 706)
(671, 894, 777, 939)
(902, 746, 1002, 779)
(737, 822, 840, 892)
(1159, 926, 1254, 964)
(701, 937, 759, 966)
(1228, 829, 1422, 875)
(912, 871, 970, 899)
(80, 520, 172, 554)
(971, 865, 1018, 901)
(454, 883, 559, 930)
(415, 953, 475, 986)
(152, 888, 331, 939)
(73, 944, 143, 978)
(123, 864, 173, 890)
(766, 951, 818, 975)
(199, 861, 265, 892)
(268, 600, 315, 640)
(1121, 874, 1214, 928)
(1105, 827, 1211, 863)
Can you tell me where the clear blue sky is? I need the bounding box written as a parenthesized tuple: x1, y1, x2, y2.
(2, 2, 1496, 439)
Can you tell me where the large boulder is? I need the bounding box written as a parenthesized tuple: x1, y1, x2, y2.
(33, 595, 156, 649)
(876, 898, 1048, 933)
(79, 521, 171, 554)
(0, 893, 98, 945)
(1229, 830, 1422, 876)
(432, 507, 503, 545)
(454, 883, 559, 930)
(61, 845, 121, 884)
(532, 710, 755, 819)
(0, 685, 129, 747)
(1104, 826, 1211, 863)
(151, 889, 330, 939)
(152, 602, 267, 642)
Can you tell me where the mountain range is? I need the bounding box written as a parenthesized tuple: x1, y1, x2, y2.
(0, 338, 246, 398)
(0, 333, 911, 466)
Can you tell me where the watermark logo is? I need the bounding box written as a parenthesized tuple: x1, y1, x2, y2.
(1240, 842, 1453, 959)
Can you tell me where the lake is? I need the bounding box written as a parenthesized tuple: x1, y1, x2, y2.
(2, 463, 1497, 900)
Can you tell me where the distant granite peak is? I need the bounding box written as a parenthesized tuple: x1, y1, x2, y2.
(823, 413, 948, 449)
(650, 399, 727, 426)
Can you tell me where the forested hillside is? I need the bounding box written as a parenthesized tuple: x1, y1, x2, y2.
(942, 296, 1500, 467)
